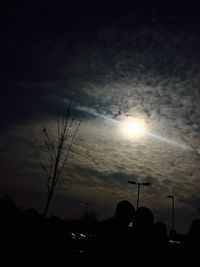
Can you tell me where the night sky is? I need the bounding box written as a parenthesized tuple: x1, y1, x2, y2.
(1, 0, 200, 234)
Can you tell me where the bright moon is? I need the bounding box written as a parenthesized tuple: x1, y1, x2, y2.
(121, 118, 146, 139)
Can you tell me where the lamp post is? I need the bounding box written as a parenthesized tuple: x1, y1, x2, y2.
(84, 202, 90, 217)
(167, 195, 175, 234)
(128, 180, 151, 209)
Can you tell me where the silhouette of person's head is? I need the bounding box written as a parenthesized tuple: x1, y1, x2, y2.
(153, 221, 168, 247)
(133, 206, 154, 228)
(130, 207, 155, 262)
(188, 219, 200, 240)
(153, 221, 167, 237)
(97, 200, 135, 261)
(114, 200, 135, 226)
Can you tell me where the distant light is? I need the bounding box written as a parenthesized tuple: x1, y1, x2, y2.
(169, 240, 181, 245)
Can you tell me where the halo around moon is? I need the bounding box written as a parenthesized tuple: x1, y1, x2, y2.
(120, 117, 147, 139)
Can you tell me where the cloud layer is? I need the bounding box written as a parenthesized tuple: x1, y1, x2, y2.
(1, 2, 200, 233)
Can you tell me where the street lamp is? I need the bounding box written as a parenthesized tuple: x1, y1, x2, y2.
(128, 180, 151, 209)
(167, 195, 175, 234)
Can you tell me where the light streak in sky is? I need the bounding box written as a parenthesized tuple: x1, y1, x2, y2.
(76, 106, 196, 152)
(146, 132, 192, 150)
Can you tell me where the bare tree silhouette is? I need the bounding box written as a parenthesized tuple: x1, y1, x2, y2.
(41, 102, 81, 216)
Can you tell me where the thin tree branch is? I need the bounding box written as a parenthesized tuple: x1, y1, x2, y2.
(41, 101, 80, 216)
(58, 121, 81, 177)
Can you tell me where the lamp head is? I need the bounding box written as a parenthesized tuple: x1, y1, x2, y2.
(128, 180, 137, 185)
(142, 182, 151, 186)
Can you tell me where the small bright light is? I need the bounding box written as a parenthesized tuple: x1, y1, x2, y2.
(121, 118, 146, 139)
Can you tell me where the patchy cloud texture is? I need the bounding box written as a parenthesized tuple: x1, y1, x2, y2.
(1, 1, 200, 233)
